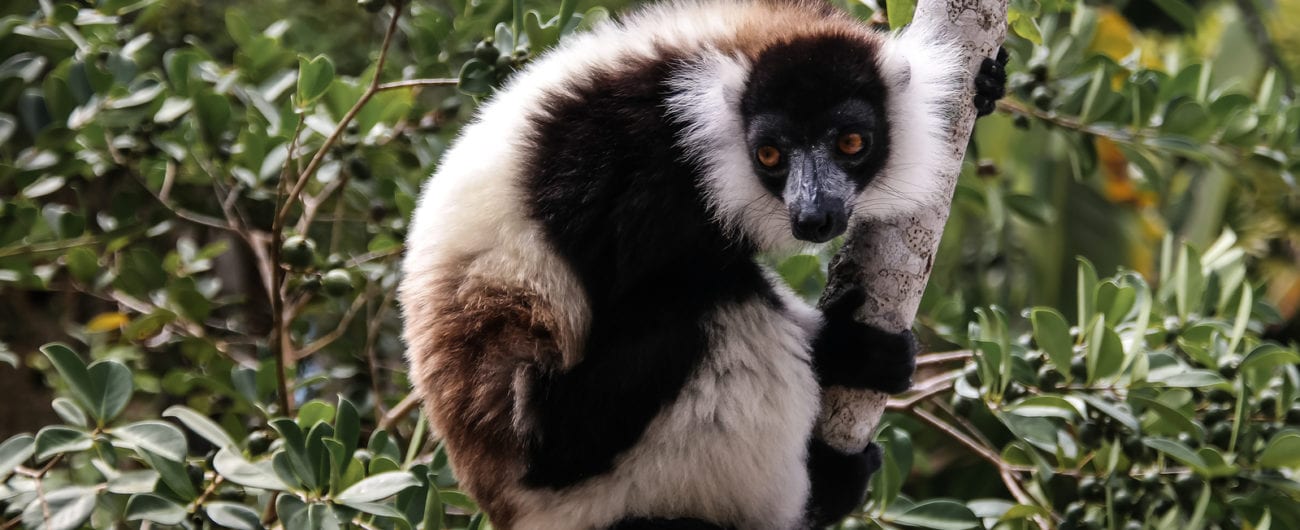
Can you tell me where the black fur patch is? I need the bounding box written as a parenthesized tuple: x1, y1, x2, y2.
(805, 440, 882, 527)
(519, 53, 779, 488)
(812, 285, 917, 393)
(740, 34, 891, 197)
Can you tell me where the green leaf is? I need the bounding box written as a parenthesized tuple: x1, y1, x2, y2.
(124, 310, 176, 341)
(423, 474, 443, 530)
(886, 0, 916, 29)
(296, 55, 335, 107)
(87, 360, 134, 424)
(51, 397, 88, 428)
(163, 405, 237, 450)
(213, 447, 289, 491)
(205, 502, 263, 530)
(106, 469, 160, 494)
(1076, 393, 1140, 431)
(1151, 369, 1227, 388)
(0, 434, 35, 477)
(277, 495, 307, 529)
(1031, 308, 1073, 378)
(114, 420, 188, 462)
(1259, 434, 1300, 468)
(124, 493, 187, 525)
(40, 343, 96, 415)
(271, 418, 317, 490)
(21, 486, 97, 530)
(1143, 437, 1208, 472)
(457, 58, 495, 97)
(890, 499, 981, 529)
(1240, 344, 1300, 372)
(1005, 395, 1079, 419)
(144, 449, 199, 500)
(335, 397, 360, 458)
(334, 471, 421, 504)
(34, 425, 92, 460)
(339, 500, 406, 519)
(297, 400, 335, 428)
(65, 247, 98, 283)
(1131, 395, 1204, 440)
(1174, 244, 1204, 320)
(1077, 257, 1098, 330)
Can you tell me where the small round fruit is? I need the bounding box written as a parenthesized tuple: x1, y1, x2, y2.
(1112, 489, 1135, 514)
(359, 0, 385, 13)
(1070, 355, 1088, 380)
(1207, 388, 1234, 405)
(1078, 421, 1102, 448)
(347, 155, 372, 181)
(474, 39, 500, 62)
(247, 431, 272, 455)
(322, 269, 354, 298)
(1258, 392, 1277, 418)
(1285, 405, 1300, 425)
(1031, 85, 1054, 110)
(1203, 405, 1230, 425)
(281, 235, 316, 269)
(1037, 365, 1063, 390)
(1078, 476, 1105, 502)
(1208, 422, 1233, 449)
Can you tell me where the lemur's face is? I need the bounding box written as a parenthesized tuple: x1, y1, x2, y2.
(740, 36, 891, 243)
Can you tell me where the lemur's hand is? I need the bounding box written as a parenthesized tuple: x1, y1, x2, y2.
(974, 48, 1009, 117)
(813, 285, 918, 394)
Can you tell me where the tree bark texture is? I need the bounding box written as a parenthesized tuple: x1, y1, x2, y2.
(814, 0, 1009, 454)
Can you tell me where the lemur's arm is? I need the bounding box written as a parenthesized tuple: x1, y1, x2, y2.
(520, 298, 708, 490)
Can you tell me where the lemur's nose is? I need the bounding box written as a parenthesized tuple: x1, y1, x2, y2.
(792, 204, 846, 243)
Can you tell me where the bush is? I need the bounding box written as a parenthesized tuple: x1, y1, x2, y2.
(1, 0, 1298, 528)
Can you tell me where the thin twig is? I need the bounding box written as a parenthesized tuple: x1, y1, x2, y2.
(887, 371, 959, 410)
(916, 350, 973, 367)
(364, 285, 399, 416)
(379, 393, 421, 431)
(275, 6, 404, 229)
(269, 117, 307, 416)
(292, 289, 372, 360)
(377, 78, 459, 91)
(911, 407, 1018, 471)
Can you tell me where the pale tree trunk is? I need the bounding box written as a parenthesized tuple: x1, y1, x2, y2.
(814, 0, 1009, 454)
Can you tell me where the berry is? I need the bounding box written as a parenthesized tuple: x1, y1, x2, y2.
(281, 235, 316, 270)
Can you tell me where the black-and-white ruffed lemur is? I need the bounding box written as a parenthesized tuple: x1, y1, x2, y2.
(399, 0, 1006, 528)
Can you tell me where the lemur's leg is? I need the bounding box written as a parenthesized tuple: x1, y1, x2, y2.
(805, 285, 918, 526)
(805, 441, 883, 527)
(975, 48, 1010, 117)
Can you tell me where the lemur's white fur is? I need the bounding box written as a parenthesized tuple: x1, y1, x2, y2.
(400, 2, 965, 528)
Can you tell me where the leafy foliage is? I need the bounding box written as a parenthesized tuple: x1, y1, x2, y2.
(0, 0, 1297, 528)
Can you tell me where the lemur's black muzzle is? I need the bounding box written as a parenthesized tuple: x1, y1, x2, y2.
(786, 151, 850, 243)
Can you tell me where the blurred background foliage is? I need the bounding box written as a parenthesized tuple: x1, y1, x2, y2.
(0, 0, 1298, 528)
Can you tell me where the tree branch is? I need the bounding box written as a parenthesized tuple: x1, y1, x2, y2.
(816, 0, 1009, 453)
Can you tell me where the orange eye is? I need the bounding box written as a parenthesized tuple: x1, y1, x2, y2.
(838, 133, 865, 155)
(756, 146, 782, 168)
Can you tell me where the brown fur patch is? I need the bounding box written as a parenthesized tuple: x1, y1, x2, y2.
(407, 275, 563, 527)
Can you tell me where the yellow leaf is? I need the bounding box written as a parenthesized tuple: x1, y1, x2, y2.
(87, 312, 129, 333)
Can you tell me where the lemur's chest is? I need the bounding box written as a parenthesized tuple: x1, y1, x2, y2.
(513, 290, 823, 530)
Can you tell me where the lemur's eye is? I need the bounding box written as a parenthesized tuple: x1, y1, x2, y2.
(837, 133, 866, 156)
(756, 146, 782, 168)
